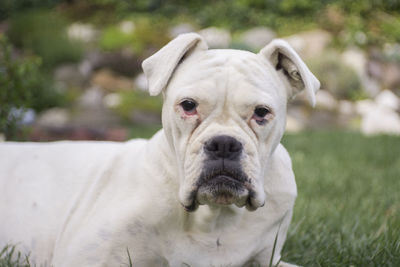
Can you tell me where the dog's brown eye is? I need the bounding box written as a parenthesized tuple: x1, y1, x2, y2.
(254, 107, 270, 118)
(253, 106, 271, 125)
(180, 99, 197, 114)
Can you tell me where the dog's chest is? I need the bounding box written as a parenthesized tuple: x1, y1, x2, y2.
(162, 227, 267, 267)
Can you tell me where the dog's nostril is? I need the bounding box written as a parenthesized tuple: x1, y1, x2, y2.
(205, 135, 243, 159)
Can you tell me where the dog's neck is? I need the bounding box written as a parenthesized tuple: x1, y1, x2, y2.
(149, 130, 247, 233)
(183, 204, 246, 233)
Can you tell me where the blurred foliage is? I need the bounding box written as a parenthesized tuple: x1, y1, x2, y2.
(100, 17, 170, 54)
(114, 90, 162, 120)
(7, 10, 83, 68)
(0, 0, 62, 21)
(0, 35, 68, 138)
(2, 0, 400, 46)
(308, 52, 362, 100)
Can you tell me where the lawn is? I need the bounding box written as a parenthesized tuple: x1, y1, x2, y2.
(281, 130, 400, 266)
(1, 130, 399, 266)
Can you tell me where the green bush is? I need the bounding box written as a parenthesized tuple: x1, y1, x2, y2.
(0, 35, 67, 139)
(7, 9, 82, 68)
(0, 0, 61, 20)
(100, 17, 170, 54)
(114, 90, 162, 120)
(307, 52, 362, 100)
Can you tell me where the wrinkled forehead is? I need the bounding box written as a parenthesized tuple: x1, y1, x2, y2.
(166, 49, 284, 103)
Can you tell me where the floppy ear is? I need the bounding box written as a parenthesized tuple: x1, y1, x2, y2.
(142, 33, 208, 96)
(259, 39, 320, 106)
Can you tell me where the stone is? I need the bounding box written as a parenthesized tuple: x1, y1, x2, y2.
(355, 99, 376, 116)
(91, 69, 133, 92)
(130, 110, 161, 125)
(86, 50, 142, 77)
(238, 27, 276, 50)
(134, 73, 148, 91)
(361, 105, 400, 135)
(341, 48, 366, 77)
(198, 27, 231, 48)
(382, 63, 400, 90)
(73, 87, 121, 128)
(315, 90, 338, 111)
(119, 20, 135, 34)
(375, 89, 399, 110)
(356, 93, 400, 135)
(284, 30, 332, 59)
(36, 108, 70, 128)
(67, 23, 98, 43)
(285, 115, 305, 133)
(341, 48, 380, 97)
(338, 100, 355, 115)
(103, 93, 122, 109)
(54, 64, 88, 88)
(169, 23, 196, 38)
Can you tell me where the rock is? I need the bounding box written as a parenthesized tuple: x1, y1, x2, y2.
(287, 106, 309, 128)
(86, 50, 142, 77)
(284, 30, 332, 59)
(375, 89, 399, 110)
(169, 23, 196, 38)
(134, 73, 148, 91)
(341, 47, 380, 97)
(119, 20, 135, 34)
(36, 108, 70, 128)
(315, 90, 338, 111)
(341, 48, 366, 77)
(103, 93, 122, 109)
(198, 27, 231, 48)
(238, 27, 276, 50)
(130, 110, 161, 125)
(285, 115, 305, 133)
(77, 86, 105, 108)
(338, 100, 355, 115)
(91, 69, 133, 92)
(67, 23, 98, 43)
(382, 63, 400, 90)
(74, 87, 121, 128)
(54, 64, 88, 88)
(356, 92, 400, 135)
(361, 105, 400, 135)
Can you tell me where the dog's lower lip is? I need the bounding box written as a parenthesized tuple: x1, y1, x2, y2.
(209, 175, 241, 184)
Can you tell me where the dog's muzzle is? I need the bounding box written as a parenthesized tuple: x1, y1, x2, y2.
(184, 135, 258, 211)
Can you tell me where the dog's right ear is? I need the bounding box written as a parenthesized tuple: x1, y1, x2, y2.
(142, 33, 208, 96)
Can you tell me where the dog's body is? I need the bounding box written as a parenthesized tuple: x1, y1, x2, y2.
(0, 33, 319, 266)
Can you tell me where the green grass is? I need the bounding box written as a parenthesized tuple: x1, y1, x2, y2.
(281, 130, 400, 266)
(1, 130, 399, 266)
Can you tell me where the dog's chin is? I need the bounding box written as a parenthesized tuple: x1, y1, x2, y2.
(181, 175, 266, 212)
(196, 175, 249, 207)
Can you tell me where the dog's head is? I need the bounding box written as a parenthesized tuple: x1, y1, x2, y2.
(142, 33, 319, 212)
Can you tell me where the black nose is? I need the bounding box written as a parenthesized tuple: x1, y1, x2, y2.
(204, 135, 243, 160)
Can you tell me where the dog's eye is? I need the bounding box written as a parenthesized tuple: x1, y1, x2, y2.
(253, 106, 271, 125)
(254, 107, 270, 118)
(180, 99, 198, 115)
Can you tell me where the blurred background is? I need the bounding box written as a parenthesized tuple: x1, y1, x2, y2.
(0, 0, 400, 141)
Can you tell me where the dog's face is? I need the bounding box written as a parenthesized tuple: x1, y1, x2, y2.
(142, 33, 319, 212)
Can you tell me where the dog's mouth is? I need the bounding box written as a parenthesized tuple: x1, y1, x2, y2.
(182, 164, 262, 212)
(197, 173, 250, 206)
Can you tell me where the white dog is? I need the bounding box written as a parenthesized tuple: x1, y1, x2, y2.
(0, 33, 319, 267)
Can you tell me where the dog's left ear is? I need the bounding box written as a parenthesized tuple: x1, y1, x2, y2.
(259, 39, 320, 106)
(142, 33, 208, 96)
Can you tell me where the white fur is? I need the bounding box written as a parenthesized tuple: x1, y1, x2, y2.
(0, 33, 319, 266)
